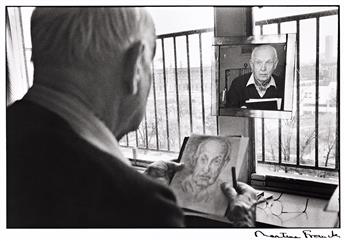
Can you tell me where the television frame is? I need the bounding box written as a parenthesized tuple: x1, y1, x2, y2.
(211, 34, 297, 119)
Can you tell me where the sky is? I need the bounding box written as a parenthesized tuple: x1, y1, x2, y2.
(20, 7, 338, 69)
(147, 7, 214, 35)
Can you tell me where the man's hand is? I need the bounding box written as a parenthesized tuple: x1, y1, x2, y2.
(221, 182, 257, 227)
(144, 160, 184, 185)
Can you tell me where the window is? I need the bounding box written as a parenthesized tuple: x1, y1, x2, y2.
(252, 7, 339, 183)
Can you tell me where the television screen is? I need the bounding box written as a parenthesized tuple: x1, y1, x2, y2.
(213, 34, 296, 119)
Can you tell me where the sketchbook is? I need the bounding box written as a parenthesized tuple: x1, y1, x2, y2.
(170, 134, 249, 217)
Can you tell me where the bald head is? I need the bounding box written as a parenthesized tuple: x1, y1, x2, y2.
(30, 7, 157, 139)
(31, 7, 156, 68)
(251, 45, 278, 62)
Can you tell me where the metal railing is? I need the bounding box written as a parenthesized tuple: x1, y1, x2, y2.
(254, 9, 339, 173)
(120, 28, 217, 152)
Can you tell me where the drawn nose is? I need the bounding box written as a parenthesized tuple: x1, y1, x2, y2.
(260, 63, 267, 71)
(201, 165, 210, 174)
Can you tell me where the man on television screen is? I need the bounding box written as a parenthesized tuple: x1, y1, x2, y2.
(226, 44, 285, 110)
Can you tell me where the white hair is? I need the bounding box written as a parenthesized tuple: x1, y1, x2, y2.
(31, 7, 155, 68)
(250, 45, 278, 62)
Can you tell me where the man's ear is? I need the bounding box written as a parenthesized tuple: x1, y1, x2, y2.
(273, 59, 279, 69)
(249, 60, 254, 71)
(123, 41, 145, 95)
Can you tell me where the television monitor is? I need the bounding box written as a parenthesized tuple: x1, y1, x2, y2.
(212, 34, 296, 119)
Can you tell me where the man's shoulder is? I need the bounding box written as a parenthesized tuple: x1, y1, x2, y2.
(273, 74, 285, 87)
(7, 118, 184, 227)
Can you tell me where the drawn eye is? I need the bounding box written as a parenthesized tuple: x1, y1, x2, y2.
(213, 158, 221, 165)
(200, 157, 207, 164)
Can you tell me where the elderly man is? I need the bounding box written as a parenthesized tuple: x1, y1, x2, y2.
(7, 7, 256, 228)
(226, 45, 285, 110)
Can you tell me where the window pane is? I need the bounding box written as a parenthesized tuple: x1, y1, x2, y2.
(255, 119, 263, 162)
(264, 119, 279, 163)
(146, 64, 159, 150)
(153, 39, 169, 150)
(202, 32, 217, 135)
(299, 18, 316, 167)
(164, 37, 180, 152)
(189, 34, 203, 135)
(318, 15, 338, 169)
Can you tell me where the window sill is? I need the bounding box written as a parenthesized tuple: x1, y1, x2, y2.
(120, 146, 179, 169)
(251, 173, 338, 199)
(121, 147, 338, 199)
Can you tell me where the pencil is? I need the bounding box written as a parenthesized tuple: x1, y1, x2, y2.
(255, 195, 273, 205)
(231, 167, 237, 191)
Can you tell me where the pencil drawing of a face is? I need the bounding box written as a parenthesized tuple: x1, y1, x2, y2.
(191, 139, 231, 188)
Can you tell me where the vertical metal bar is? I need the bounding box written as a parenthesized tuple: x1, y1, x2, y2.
(217, 45, 221, 116)
(186, 35, 193, 133)
(315, 17, 320, 168)
(151, 61, 159, 150)
(216, 117, 219, 136)
(277, 22, 282, 164)
(261, 118, 265, 162)
(135, 130, 139, 148)
(216, 46, 220, 136)
(126, 134, 129, 147)
(161, 38, 170, 151)
(199, 33, 206, 134)
(173, 37, 182, 148)
(296, 20, 301, 167)
(248, 118, 257, 174)
(260, 25, 263, 35)
(277, 22, 281, 34)
(144, 114, 148, 149)
(278, 119, 282, 163)
(335, 14, 340, 171)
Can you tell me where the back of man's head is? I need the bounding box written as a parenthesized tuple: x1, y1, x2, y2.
(31, 7, 155, 69)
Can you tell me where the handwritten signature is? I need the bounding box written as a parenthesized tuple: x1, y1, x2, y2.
(254, 230, 340, 239)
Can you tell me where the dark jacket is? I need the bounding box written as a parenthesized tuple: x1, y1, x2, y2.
(7, 100, 184, 228)
(226, 73, 285, 110)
